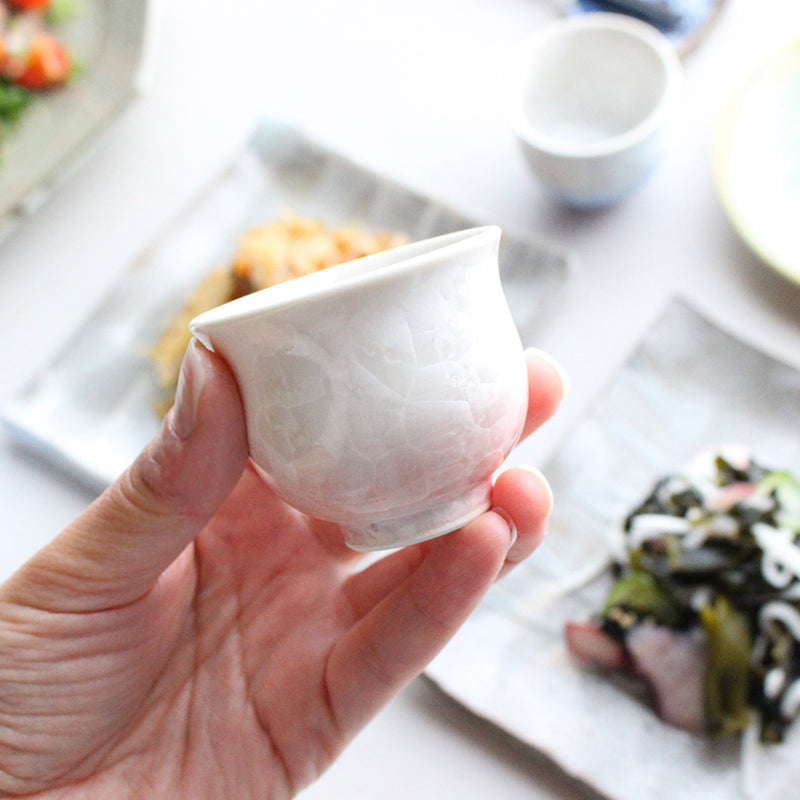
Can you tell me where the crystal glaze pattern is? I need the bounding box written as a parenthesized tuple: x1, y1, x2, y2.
(190, 226, 527, 550)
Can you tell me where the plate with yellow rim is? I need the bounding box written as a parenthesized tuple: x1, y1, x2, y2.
(713, 40, 800, 287)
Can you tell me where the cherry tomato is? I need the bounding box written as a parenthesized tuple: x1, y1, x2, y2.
(5, 0, 52, 10)
(11, 33, 70, 90)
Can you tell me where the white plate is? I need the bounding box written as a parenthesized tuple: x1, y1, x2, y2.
(1, 118, 572, 492)
(714, 40, 800, 286)
(0, 0, 149, 240)
(427, 299, 800, 800)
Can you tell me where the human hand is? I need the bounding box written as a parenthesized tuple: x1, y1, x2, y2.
(0, 340, 565, 798)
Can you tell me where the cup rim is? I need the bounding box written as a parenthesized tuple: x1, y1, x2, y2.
(500, 12, 683, 159)
(189, 225, 500, 336)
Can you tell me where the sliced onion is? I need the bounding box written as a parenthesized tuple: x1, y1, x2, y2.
(780, 582, 800, 601)
(759, 601, 800, 643)
(681, 525, 711, 550)
(764, 668, 787, 699)
(762, 556, 794, 590)
(627, 513, 691, 548)
(781, 679, 800, 720)
(753, 523, 800, 583)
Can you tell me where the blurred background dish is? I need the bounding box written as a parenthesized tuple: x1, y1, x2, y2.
(713, 39, 800, 287)
(0, 0, 149, 241)
(567, 0, 729, 55)
(501, 13, 682, 208)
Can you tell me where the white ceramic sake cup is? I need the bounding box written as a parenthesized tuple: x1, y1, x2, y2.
(501, 13, 682, 207)
(189, 226, 528, 551)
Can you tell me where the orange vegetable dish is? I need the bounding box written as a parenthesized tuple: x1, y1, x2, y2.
(151, 212, 407, 413)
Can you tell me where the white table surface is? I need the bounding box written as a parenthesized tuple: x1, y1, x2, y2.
(1, 0, 800, 797)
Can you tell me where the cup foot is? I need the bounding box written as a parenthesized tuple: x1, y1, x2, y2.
(342, 482, 493, 551)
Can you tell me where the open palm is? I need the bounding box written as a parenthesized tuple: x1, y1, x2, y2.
(0, 342, 562, 799)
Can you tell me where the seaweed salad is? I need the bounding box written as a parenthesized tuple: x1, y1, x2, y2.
(566, 446, 800, 743)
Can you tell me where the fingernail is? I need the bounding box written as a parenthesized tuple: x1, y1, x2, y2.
(517, 464, 554, 519)
(170, 339, 207, 440)
(525, 347, 570, 395)
(493, 506, 517, 549)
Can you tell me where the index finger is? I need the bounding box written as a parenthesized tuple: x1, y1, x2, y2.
(520, 347, 568, 442)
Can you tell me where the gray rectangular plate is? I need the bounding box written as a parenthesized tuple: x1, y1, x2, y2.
(426, 298, 800, 800)
(2, 118, 571, 491)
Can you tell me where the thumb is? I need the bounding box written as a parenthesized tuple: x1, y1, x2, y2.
(5, 339, 249, 612)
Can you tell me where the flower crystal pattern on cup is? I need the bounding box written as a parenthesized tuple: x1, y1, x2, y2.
(190, 226, 528, 550)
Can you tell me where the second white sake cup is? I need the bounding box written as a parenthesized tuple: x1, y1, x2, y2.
(502, 13, 682, 207)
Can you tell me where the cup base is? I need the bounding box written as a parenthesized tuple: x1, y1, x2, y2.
(342, 482, 493, 552)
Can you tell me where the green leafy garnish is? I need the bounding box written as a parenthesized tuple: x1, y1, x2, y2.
(45, 0, 82, 26)
(760, 471, 800, 531)
(700, 595, 752, 736)
(604, 569, 682, 628)
(0, 80, 34, 125)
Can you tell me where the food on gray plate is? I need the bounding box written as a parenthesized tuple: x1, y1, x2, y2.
(566, 446, 800, 743)
(150, 212, 407, 413)
(0, 0, 77, 130)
